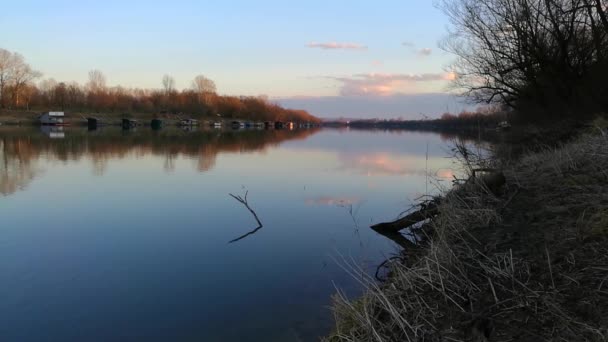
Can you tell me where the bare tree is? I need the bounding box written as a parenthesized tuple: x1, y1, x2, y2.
(39, 78, 57, 105)
(0, 48, 16, 108)
(440, 0, 608, 118)
(162, 74, 175, 94)
(9, 53, 41, 108)
(87, 69, 106, 93)
(191, 74, 216, 94)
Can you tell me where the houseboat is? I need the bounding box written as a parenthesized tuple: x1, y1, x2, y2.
(274, 121, 285, 129)
(151, 118, 163, 130)
(122, 118, 138, 129)
(87, 117, 104, 130)
(211, 121, 222, 128)
(231, 121, 245, 129)
(264, 121, 274, 129)
(178, 118, 200, 127)
(39, 112, 67, 126)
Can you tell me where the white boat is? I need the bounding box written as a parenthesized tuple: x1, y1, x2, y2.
(39, 111, 66, 126)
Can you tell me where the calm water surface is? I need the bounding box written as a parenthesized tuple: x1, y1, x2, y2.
(0, 126, 461, 341)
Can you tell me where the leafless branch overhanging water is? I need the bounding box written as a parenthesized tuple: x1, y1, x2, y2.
(228, 190, 264, 244)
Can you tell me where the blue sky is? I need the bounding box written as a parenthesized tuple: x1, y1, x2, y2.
(0, 0, 467, 118)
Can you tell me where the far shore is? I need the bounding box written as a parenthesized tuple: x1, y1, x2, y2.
(0, 109, 318, 127)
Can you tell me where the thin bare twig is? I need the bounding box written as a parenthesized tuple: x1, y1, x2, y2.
(228, 190, 264, 243)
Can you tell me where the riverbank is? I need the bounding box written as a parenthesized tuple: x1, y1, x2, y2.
(327, 121, 608, 341)
(0, 109, 320, 127)
(0, 110, 180, 126)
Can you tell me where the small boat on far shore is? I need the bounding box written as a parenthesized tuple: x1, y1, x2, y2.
(87, 117, 106, 130)
(151, 118, 163, 130)
(122, 118, 138, 129)
(231, 121, 245, 129)
(178, 118, 200, 127)
(39, 112, 69, 126)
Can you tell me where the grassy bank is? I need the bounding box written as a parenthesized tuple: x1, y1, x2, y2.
(327, 124, 608, 341)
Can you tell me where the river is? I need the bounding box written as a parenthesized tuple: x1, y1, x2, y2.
(0, 126, 467, 341)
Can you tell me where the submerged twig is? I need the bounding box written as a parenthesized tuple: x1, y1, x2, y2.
(228, 190, 264, 243)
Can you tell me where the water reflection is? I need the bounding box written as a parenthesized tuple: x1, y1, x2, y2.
(0, 139, 41, 196)
(40, 126, 65, 139)
(0, 126, 486, 341)
(0, 127, 319, 196)
(306, 196, 361, 207)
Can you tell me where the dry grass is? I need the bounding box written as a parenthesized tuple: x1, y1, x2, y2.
(326, 131, 608, 341)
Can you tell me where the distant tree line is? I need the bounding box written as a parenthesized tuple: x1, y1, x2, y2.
(0, 48, 319, 123)
(440, 0, 608, 121)
(330, 107, 505, 131)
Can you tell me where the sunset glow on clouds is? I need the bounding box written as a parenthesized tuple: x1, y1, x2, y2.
(337, 152, 456, 178)
(305, 196, 361, 207)
(328, 73, 457, 96)
(306, 42, 368, 51)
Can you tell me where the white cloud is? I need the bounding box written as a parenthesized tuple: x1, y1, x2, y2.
(306, 42, 368, 51)
(418, 48, 432, 56)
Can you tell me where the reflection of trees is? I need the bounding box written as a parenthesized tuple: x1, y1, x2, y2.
(1, 138, 40, 196)
(197, 144, 217, 172)
(91, 156, 109, 176)
(0, 128, 320, 194)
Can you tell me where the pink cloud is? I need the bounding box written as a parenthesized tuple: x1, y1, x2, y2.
(328, 72, 453, 96)
(306, 196, 361, 207)
(307, 42, 368, 51)
(337, 152, 424, 176)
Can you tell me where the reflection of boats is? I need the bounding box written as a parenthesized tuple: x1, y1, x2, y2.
(180, 125, 197, 132)
(151, 118, 163, 130)
(39, 112, 68, 126)
(122, 119, 138, 129)
(178, 119, 199, 127)
(40, 125, 65, 139)
(2, 127, 322, 178)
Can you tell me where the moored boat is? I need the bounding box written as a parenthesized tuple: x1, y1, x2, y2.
(39, 112, 69, 126)
(179, 118, 200, 126)
(122, 118, 138, 129)
(151, 118, 163, 130)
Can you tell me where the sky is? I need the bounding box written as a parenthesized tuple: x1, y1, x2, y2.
(0, 0, 472, 118)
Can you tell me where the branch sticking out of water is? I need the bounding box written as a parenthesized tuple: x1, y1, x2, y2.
(228, 190, 264, 244)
